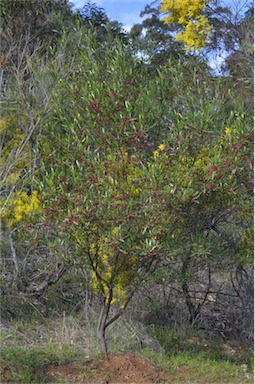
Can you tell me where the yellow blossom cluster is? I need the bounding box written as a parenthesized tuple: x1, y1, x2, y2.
(89, 230, 136, 307)
(153, 143, 166, 158)
(1, 191, 41, 227)
(1, 116, 42, 227)
(225, 127, 232, 136)
(223, 124, 243, 143)
(161, 0, 211, 50)
(162, 0, 206, 22)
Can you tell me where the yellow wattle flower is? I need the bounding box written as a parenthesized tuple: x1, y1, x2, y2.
(158, 144, 165, 151)
(225, 127, 232, 135)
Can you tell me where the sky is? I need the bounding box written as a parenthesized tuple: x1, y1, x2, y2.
(70, 0, 251, 33)
(70, 0, 152, 31)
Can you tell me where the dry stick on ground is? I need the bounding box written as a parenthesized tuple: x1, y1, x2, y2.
(27, 264, 69, 296)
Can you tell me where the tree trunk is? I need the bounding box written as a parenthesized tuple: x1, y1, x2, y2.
(96, 291, 134, 354)
(181, 253, 200, 324)
(182, 280, 199, 324)
(97, 325, 108, 355)
(8, 230, 19, 287)
(97, 300, 109, 354)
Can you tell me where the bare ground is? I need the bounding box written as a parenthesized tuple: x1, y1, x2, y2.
(48, 354, 165, 383)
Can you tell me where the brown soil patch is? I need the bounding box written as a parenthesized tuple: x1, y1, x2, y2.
(48, 354, 166, 383)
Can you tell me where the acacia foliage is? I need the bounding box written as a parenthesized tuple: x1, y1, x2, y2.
(35, 29, 253, 306)
(37, 33, 171, 304)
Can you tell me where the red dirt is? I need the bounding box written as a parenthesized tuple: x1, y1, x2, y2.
(48, 354, 166, 383)
(2, 350, 253, 383)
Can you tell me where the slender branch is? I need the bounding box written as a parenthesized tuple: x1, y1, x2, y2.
(27, 264, 68, 296)
(104, 291, 135, 329)
(8, 230, 19, 273)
